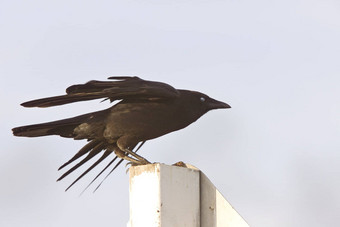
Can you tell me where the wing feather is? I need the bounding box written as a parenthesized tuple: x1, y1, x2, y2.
(22, 76, 179, 108)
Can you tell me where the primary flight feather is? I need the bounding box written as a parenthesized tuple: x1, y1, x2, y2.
(12, 76, 230, 191)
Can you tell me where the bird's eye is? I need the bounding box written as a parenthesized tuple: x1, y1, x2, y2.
(200, 97, 205, 102)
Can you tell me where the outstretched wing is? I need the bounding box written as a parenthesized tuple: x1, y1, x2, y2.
(22, 76, 179, 108)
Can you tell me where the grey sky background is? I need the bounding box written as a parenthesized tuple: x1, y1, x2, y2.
(1, 0, 339, 226)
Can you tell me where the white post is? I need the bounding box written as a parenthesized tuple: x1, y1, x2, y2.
(127, 163, 249, 227)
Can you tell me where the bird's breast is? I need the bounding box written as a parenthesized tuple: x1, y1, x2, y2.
(103, 102, 194, 141)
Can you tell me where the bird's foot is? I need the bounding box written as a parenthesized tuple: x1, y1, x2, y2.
(125, 160, 152, 173)
(122, 148, 151, 164)
(125, 159, 150, 167)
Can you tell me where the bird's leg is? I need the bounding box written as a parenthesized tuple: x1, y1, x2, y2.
(121, 155, 146, 165)
(117, 136, 151, 164)
(114, 148, 146, 165)
(121, 148, 150, 164)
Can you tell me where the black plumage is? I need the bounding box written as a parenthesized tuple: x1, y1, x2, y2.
(12, 76, 230, 191)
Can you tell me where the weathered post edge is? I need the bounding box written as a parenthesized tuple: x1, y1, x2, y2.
(127, 163, 249, 227)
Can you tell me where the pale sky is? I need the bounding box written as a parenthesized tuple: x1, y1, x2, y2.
(1, 1, 340, 226)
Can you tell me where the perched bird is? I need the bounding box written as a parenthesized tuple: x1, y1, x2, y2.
(12, 76, 230, 191)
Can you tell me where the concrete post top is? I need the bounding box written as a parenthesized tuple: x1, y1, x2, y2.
(128, 163, 249, 227)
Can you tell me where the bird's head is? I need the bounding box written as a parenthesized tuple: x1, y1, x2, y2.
(178, 90, 231, 118)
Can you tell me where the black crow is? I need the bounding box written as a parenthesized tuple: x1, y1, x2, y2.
(12, 76, 230, 191)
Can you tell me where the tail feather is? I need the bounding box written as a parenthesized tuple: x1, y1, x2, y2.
(12, 111, 102, 138)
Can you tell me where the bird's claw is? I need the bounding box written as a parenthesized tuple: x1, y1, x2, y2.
(125, 159, 150, 167)
(125, 160, 151, 173)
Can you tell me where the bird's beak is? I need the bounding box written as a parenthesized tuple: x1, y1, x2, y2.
(207, 98, 231, 110)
